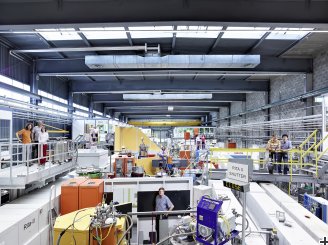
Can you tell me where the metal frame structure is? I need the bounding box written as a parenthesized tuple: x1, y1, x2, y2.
(0, 140, 77, 189)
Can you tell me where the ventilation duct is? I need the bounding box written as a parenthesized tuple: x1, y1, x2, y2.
(85, 55, 260, 69)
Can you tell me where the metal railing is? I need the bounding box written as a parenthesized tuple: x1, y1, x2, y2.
(0, 140, 76, 185)
(299, 129, 317, 169)
(314, 133, 328, 177)
(209, 131, 328, 195)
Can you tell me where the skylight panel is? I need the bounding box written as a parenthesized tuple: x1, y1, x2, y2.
(176, 26, 222, 38)
(128, 26, 173, 38)
(266, 28, 313, 40)
(80, 27, 127, 39)
(35, 28, 82, 41)
(222, 27, 270, 39)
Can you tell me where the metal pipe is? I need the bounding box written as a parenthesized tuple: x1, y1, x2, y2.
(10, 44, 159, 54)
(217, 87, 328, 121)
(156, 231, 196, 245)
(127, 210, 196, 216)
(242, 192, 246, 245)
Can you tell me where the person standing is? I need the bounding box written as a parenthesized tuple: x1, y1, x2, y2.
(38, 126, 49, 167)
(277, 134, 292, 174)
(155, 187, 174, 242)
(105, 131, 114, 155)
(32, 121, 43, 161)
(266, 134, 281, 174)
(16, 123, 33, 165)
(158, 146, 168, 169)
(266, 134, 280, 161)
(201, 134, 206, 149)
(195, 134, 201, 150)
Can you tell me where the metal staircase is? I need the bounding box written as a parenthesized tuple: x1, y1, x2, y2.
(297, 130, 328, 180)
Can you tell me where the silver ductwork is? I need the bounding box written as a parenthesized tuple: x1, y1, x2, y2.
(85, 55, 260, 69)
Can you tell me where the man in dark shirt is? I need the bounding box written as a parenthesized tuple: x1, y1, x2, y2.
(155, 187, 174, 242)
(277, 134, 292, 174)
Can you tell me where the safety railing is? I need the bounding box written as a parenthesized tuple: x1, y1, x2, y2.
(299, 129, 318, 169)
(314, 133, 328, 177)
(209, 147, 315, 196)
(0, 140, 76, 186)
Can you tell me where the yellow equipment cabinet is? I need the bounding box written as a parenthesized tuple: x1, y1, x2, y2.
(54, 208, 127, 245)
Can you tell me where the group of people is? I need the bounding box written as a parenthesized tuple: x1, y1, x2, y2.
(266, 134, 292, 174)
(16, 121, 49, 166)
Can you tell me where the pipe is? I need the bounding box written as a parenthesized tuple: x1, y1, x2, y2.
(127, 210, 196, 216)
(217, 87, 328, 122)
(10, 44, 159, 53)
(156, 231, 196, 245)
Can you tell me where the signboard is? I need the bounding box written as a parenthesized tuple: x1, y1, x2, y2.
(226, 162, 249, 183)
(223, 180, 247, 192)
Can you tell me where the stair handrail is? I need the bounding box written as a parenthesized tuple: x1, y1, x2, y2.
(299, 129, 317, 170)
(314, 133, 328, 177)
(299, 129, 317, 149)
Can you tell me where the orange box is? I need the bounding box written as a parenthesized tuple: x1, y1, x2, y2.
(60, 178, 87, 215)
(79, 179, 104, 209)
(179, 150, 191, 160)
(193, 128, 199, 136)
(184, 132, 190, 140)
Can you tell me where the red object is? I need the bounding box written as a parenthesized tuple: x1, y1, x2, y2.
(184, 132, 190, 140)
(179, 150, 191, 160)
(228, 142, 237, 148)
(79, 179, 104, 209)
(147, 154, 155, 157)
(123, 157, 135, 176)
(193, 128, 199, 136)
(60, 178, 87, 215)
(39, 144, 48, 165)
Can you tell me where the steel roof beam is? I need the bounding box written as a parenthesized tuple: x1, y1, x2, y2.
(1, 1, 328, 25)
(71, 79, 269, 93)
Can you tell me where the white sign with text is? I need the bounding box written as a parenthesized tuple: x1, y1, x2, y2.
(226, 162, 249, 183)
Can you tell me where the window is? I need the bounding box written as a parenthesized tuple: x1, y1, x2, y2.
(129, 26, 174, 38)
(38, 101, 67, 115)
(176, 26, 222, 38)
(266, 28, 313, 40)
(35, 28, 82, 41)
(222, 27, 270, 39)
(80, 27, 127, 39)
(73, 111, 89, 118)
(73, 103, 89, 112)
(38, 90, 68, 104)
(94, 110, 103, 116)
(0, 75, 30, 107)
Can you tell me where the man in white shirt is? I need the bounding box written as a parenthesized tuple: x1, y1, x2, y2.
(32, 121, 43, 161)
(38, 126, 49, 167)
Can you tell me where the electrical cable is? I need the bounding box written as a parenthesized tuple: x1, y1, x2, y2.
(116, 215, 133, 245)
(99, 225, 113, 241)
(219, 215, 231, 237)
(70, 208, 89, 245)
(56, 213, 91, 245)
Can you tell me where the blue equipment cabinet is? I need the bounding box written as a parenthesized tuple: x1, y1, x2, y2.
(196, 196, 239, 245)
(303, 193, 328, 223)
